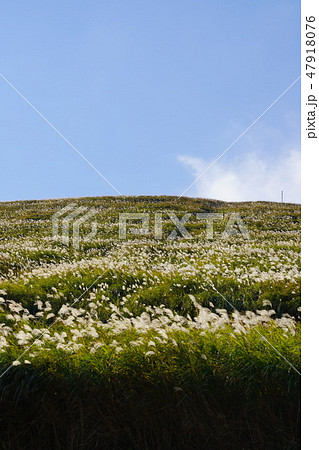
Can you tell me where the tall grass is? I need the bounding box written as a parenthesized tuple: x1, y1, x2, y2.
(0, 196, 301, 449)
(0, 325, 300, 449)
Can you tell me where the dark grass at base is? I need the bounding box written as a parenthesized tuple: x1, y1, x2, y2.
(0, 367, 300, 450)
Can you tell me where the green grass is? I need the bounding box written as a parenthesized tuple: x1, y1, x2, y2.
(0, 196, 301, 449)
(0, 325, 300, 449)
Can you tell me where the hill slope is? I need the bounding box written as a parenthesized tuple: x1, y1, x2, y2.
(0, 196, 301, 449)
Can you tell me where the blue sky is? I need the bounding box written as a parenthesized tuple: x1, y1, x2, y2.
(0, 1, 300, 202)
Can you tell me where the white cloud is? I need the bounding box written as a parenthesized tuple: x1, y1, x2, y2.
(178, 150, 300, 203)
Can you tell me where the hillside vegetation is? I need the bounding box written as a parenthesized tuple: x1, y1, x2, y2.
(0, 196, 301, 449)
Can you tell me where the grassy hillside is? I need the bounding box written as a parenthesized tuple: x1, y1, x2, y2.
(0, 196, 300, 449)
